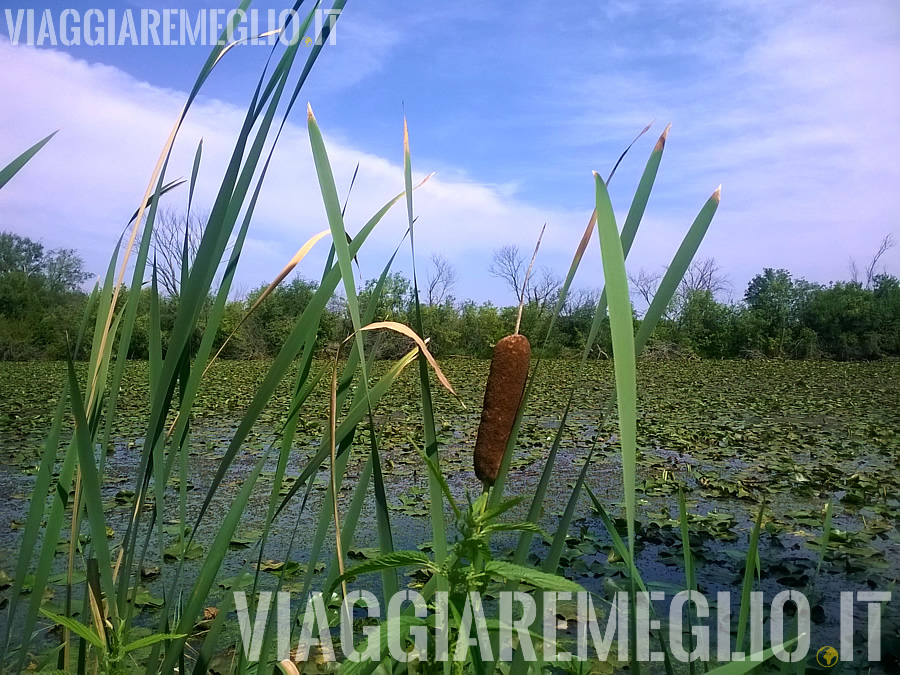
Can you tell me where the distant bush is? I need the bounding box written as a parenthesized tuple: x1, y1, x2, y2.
(2, 233, 897, 362)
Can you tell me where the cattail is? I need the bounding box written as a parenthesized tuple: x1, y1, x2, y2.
(474, 333, 531, 486)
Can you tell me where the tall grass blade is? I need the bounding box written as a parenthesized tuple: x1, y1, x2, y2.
(403, 118, 450, 576)
(297, 240, 407, 598)
(813, 500, 833, 581)
(6, 3, 354, 672)
(504, 125, 670, 523)
(0, 271, 98, 661)
(187, 164, 413, 544)
(0, 130, 57, 189)
(795, 500, 832, 675)
(305, 244, 416, 610)
(308, 102, 400, 597)
(735, 503, 765, 657)
(503, 133, 689, 673)
(678, 489, 699, 675)
(65, 354, 116, 618)
(149, 263, 162, 397)
(593, 169, 643, 673)
(587, 485, 676, 674)
(634, 187, 721, 352)
(204, 228, 331, 368)
(7, 229, 119, 668)
(593, 171, 638, 557)
(161, 450, 274, 672)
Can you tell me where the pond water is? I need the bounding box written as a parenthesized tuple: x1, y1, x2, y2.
(0, 359, 898, 670)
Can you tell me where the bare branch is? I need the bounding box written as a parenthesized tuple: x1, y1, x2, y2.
(425, 253, 457, 305)
(628, 268, 662, 309)
(667, 257, 730, 322)
(562, 287, 600, 317)
(681, 257, 730, 296)
(849, 256, 860, 285)
(864, 233, 896, 288)
(526, 266, 562, 306)
(148, 207, 206, 297)
(488, 244, 526, 300)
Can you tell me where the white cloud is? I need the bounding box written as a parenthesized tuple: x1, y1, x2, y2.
(0, 38, 585, 302)
(528, 0, 900, 291)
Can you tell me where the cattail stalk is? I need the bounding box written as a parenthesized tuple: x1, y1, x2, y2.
(473, 333, 531, 485)
(475, 225, 543, 486)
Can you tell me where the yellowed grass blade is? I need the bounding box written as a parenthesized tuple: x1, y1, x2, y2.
(212, 29, 282, 67)
(86, 19, 262, 411)
(86, 576, 107, 649)
(515, 223, 547, 335)
(277, 660, 301, 675)
(574, 208, 598, 267)
(655, 122, 672, 153)
(203, 228, 331, 375)
(354, 321, 460, 400)
(89, 116, 187, 410)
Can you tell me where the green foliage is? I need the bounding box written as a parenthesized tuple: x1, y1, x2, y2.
(800, 275, 900, 359)
(0, 231, 91, 359)
(40, 609, 185, 675)
(324, 487, 582, 670)
(239, 276, 322, 357)
(7, 259, 898, 363)
(0, 231, 45, 278)
(677, 289, 740, 358)
(648, 269, 900, 361)
(1, 224, 896, 364)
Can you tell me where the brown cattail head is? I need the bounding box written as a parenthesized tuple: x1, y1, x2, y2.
(474, 334, 531, 486)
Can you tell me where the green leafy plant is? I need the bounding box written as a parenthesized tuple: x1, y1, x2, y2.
(320, 447, 583, 671)
(40, 609, 184, 675)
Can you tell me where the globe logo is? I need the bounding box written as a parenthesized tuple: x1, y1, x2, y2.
(816, 646, 839, 667)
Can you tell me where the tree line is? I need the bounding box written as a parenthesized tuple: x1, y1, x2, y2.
(1, 226, 897, 362)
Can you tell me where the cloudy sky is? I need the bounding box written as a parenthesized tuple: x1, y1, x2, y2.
(1, 0, 898, 304)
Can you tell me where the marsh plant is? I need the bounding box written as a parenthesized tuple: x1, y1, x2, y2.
(0, 1, 832, 673)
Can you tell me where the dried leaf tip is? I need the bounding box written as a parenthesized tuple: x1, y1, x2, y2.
(712, 185, 722, 202)
(306, 103, 314, 121)
(654, 123, 672, 151)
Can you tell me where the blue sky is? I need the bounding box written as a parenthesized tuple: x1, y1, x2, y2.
(1, 0, 898, 305)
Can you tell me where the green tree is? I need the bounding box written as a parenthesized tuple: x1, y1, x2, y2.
(801, 281, 886, 359)
(44, 247, 91, 292)
(679, 289, 739, 358)
(0, 232, 45, 278)
(420, 301, 461, 356)
(359, 272, 411, 322)
(457, 301, 506, 357)
(0, 232, 91, 359)
(743, 268, 818, 356)
(239, 276, 320, 357)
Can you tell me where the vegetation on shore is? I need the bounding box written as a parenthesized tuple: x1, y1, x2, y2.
(2, 232, 898, 362)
